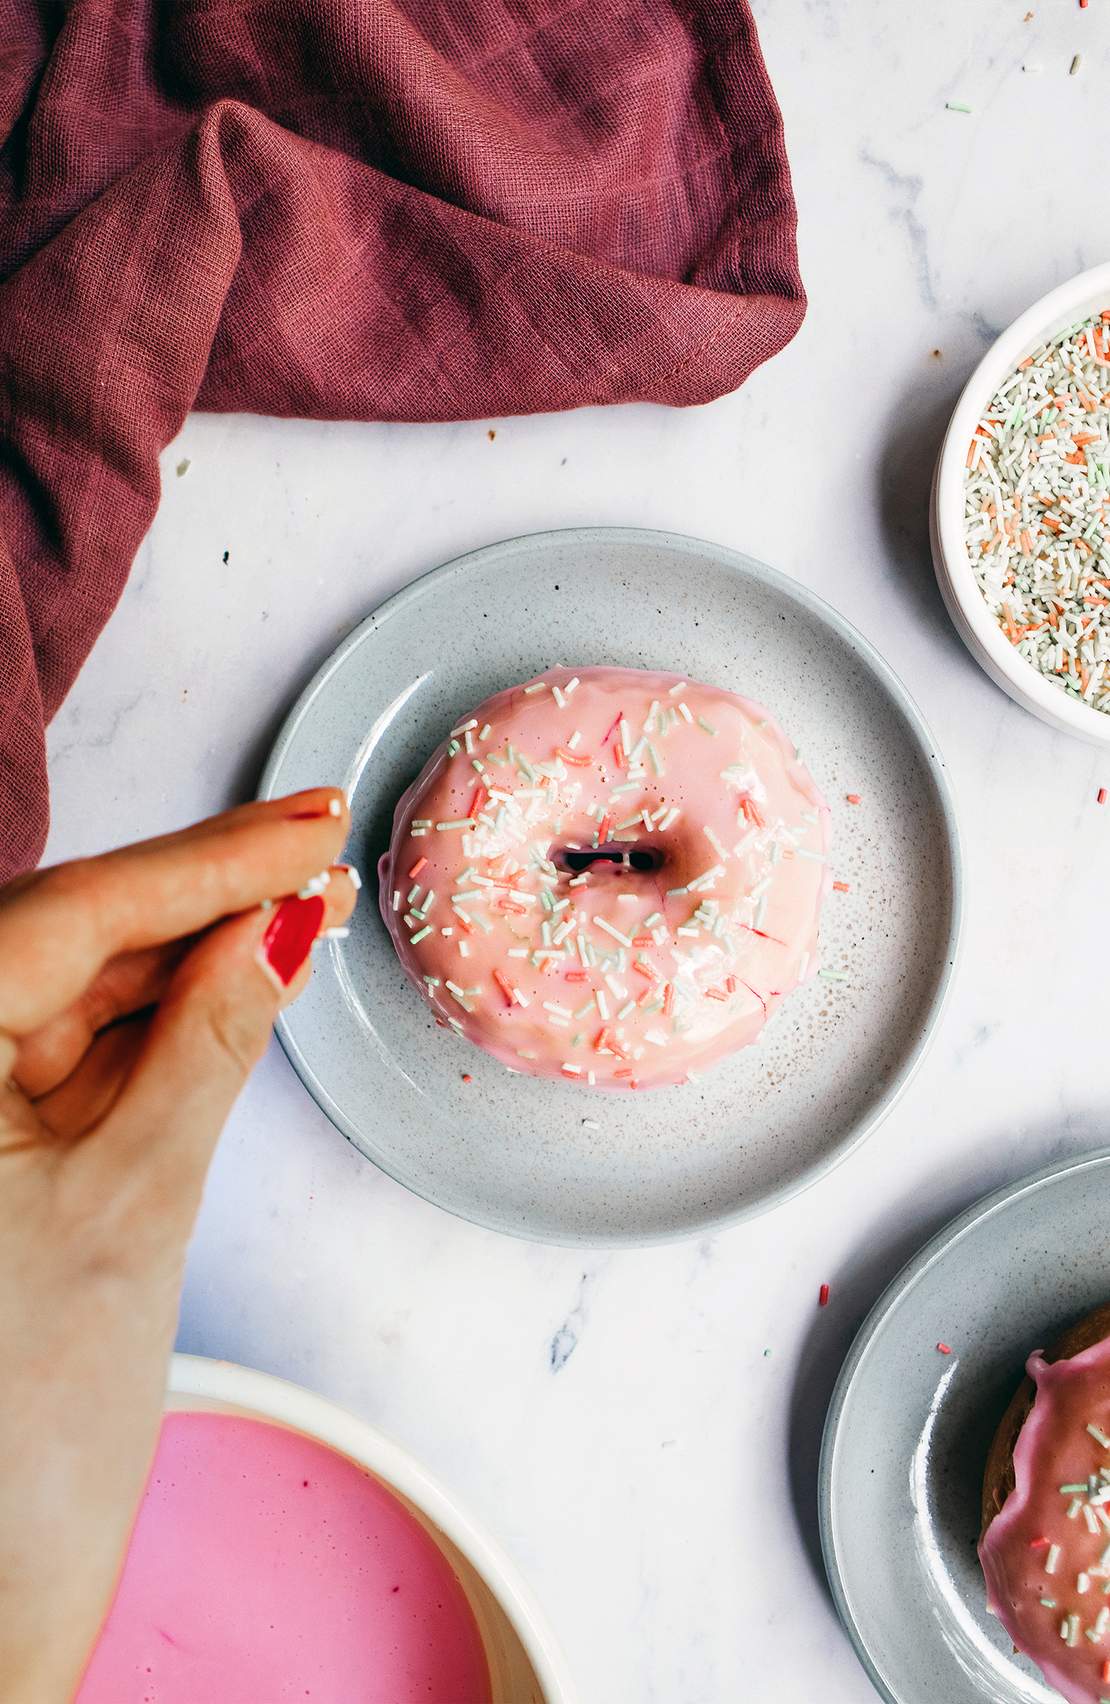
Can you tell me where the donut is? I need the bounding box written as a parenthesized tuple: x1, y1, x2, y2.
(378, 666, 830, 1089)
(980, 1303, 1110, 1703)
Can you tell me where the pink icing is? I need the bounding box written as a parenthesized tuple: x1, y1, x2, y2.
(77, 1412, 491, 1704)
(379, 666, 829, 1089)
(980, 1335, 1110, 1703)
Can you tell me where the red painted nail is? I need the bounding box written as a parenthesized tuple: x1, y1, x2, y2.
(261, 896, 325, 986)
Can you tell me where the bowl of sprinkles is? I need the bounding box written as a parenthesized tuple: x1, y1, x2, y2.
(932, 263, 1110, 745)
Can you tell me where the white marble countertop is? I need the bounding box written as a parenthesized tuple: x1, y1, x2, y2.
(43, 6, 1110, 1700)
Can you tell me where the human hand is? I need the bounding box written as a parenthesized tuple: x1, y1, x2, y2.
(0, 791, 357, 1701)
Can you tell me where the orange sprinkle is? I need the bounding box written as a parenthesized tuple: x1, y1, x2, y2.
(704, 986, 728, 1001)
(461, 1073, 473, 1084)
(832, 880, 850, 893)
(662, 983, 675, 1017)
(493, 969, 516, 1005)
(632, 960, 656, 980)
(407, 856, 428, 879)
(845, 793, 862, 805)
(631, 934, 654, 948)
(597, 814, 612, 843)
(1098, 787, 1107, 806)
(555, 747, 592, 766)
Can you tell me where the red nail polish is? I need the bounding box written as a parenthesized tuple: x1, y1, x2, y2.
(261, 896, 325, 986)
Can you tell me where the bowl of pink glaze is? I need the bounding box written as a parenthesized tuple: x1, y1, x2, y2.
(77, 1355, 575, 1704)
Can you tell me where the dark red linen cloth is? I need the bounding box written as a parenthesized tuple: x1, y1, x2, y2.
(0, 0, 803, 879)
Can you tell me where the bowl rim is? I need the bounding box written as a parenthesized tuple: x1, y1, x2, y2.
(167, 1353, 578, 1704)
(933, 261, 1110, 746)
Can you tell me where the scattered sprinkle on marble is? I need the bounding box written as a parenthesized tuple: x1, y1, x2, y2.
(936, 1341, 952, 1354)
(1071, 52, 1083, 73)
(175, 457, 190, 476)
(1099, 787, 1107, 805)
(845, 793, 862, 805)
(461, 1073, 472, 1083)
(819, 1282, 830, 1308)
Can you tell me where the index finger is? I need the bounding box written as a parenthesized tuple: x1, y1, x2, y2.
(0, 788, 351, 1035)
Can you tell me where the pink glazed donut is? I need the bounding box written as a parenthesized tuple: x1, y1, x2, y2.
(378, 666, 830, 1090)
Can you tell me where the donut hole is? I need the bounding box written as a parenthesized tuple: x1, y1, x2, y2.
(556, 844, 665, 875)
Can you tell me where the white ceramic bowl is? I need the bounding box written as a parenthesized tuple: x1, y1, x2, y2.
(168, 1355, 576, 1704)
(931, 262, 1110, 746)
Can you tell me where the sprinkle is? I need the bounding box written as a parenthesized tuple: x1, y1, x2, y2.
(677, 701, 694, 723)
(819, 968, 850, 983)
(1041, 1598, 1057, 1608)
(327, 796, 343, 817)
(845, 793, 862, 805)
(594, 917, 633, 948)
(1080, 1573, 1093, 1594)
(392, 889, 401, 911)
(1089, 1424, 1110, 1450)
(936, 1342, 952, 1355)
(450, 718, 478, 736)
(818, 1282, 830, 1308)
(523, 682, 548, 695)
(564, 678, 580, 697)
(1071, 52, 1082, 73)
(461, 1073, 473, 1084)
(1031, 1536, 1051, 1549)
(1047, 1544, 1062, 1574)
(945, 99, 972, 113)
(1099, 788, 1107, 805)
(668, 681, 687, 696)
(1065, 1613, 1081, 1645)
(832, 880, 850, 893)
(436, 818, 475, 831)
(408, 857, 428, 879)
(696, 716, 717, 736)
(322, 925, 350, 941)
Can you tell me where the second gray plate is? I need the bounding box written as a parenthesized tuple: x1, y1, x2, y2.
(260, 528, 961, 1245)
(821, 1150, 1110, 1704)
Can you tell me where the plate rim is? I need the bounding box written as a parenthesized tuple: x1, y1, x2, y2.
(818, 1144, 1110, 1704)
(259, 525, 966, 1247)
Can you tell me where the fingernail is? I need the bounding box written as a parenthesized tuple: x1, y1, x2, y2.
(259, 895, 325, 988)
(287, 792, 346, 821)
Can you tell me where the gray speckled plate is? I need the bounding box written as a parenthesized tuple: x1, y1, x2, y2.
(821, 1150, 1110, 1704)
(259, 528, 961, 1245)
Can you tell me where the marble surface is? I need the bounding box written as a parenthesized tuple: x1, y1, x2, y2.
(42, 6, 1110, 1701)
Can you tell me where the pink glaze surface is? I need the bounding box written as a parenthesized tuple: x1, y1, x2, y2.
(980, 1335, 1110, 1703)
(77, 1412, 491, 1704)
(378, 665, 829, 1089)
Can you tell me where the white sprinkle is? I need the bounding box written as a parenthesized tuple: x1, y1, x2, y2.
(565, 677, 580, 697)
(1089, 1424, 1110, 1450)
(450, 718, 478, 736)
(668, 681, 687, 696)
(392, 890, 401, 911)
(322, 926, 350, 940)
(567, 729, 582, 749)
(677, 701, 694, 723)
(339, 863, 363, 891)
(1047, 1544, 1062, 1574)
(594, 917, 633, 947)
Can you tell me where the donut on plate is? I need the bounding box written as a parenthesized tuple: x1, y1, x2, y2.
(980, 1303, 1110, 1704)
(378, 666, 830, 1090)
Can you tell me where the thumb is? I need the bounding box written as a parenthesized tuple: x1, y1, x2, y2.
(97, 882, 351, 1236)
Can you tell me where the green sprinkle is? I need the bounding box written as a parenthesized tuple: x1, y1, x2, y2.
(819, 968, 850, 983)
(409, 925, 433, 944)
(1061, 1484, 1089, 1494)
(945, 99, 972, 113)
(696, 716, 717, 736)
(763, 1348, 772, 1358)
(478, 723, 491, 739)
(1041, 1598, 1057, 1608)
(446, 739, 461, 756)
